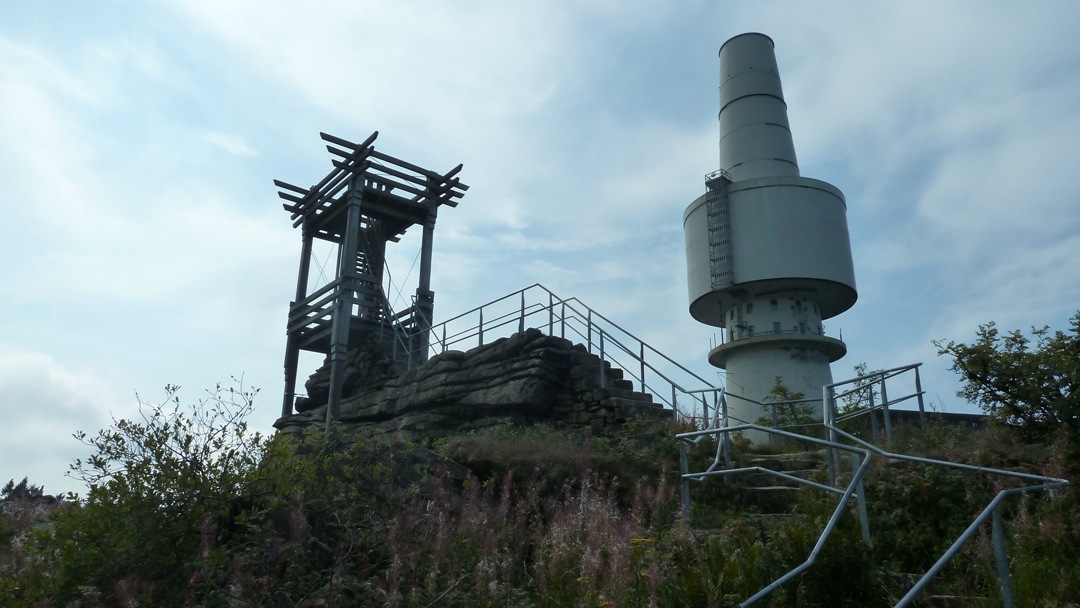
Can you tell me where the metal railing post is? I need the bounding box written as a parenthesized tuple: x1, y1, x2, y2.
(560, 301, 566, 338)
(640, 343, 646, 393)
(548, 293, 554, 334)
(868, 388, 879, 437)
(880, 379, 893, 444)
(679, 442, 691, 521)
(721, 393, 732, 465)
(672, 385, 678, 420)
(852, 451, 871, 545)
(992, 509, 1016, 608)
(825, 385, 838, 487)
(478, 308, 484, 346)
(587, 309, 593, 353)
(770, 404, 781, 448)
(915, 365, 927, 425)
(441, 324, 447, 353)
(519, 291, 525, 333)
(599, 332, 606, 387)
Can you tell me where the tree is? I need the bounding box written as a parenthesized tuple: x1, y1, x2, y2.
(1, 478, 44, 502)
(934, 312, 1080, 444)
(40, 380, 276, 605)
(760, 375, 816, 447)
(838, 362, 882, 416)
(764, 377, 814, 423)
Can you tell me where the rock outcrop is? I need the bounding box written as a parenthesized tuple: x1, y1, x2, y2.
(275, 328, 670, 442)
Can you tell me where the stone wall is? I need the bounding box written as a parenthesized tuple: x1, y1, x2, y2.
(275, 328, 670, 441)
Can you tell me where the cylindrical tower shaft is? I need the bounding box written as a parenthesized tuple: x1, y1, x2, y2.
(718, 33, 799, 181)
(684, 33, 857, 442)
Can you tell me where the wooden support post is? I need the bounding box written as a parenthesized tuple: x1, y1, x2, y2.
(325, 290, 352, 432)
(414, 189, 438, 363)
(283, 228, 314, 417)
(326, 190, 364, 430)
(282, 339, 300, 418)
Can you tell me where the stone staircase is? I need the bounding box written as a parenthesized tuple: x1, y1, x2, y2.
(554, 346, 670, 432)
(278, 328, 671, 441)
(733, 449, 827, 514)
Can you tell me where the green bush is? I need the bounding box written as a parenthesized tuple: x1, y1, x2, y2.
(2, 378, 1076, 606)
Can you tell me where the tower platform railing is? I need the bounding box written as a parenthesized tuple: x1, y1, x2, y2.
(401, 283, 724, 417)
(717, 324, 840, 345)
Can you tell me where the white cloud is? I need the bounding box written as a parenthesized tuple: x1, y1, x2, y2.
(3, 1, 1080, 468)
(201, 130, 258, 157)
(0, 345, 138, 496)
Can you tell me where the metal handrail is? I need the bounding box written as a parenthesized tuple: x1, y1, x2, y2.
(678, 414, 1070, 607)
(402, 283, 723, 417)
(830, 425, 1069, 608)
(705, 168, 732, 183)
(678, 423, 874, 607)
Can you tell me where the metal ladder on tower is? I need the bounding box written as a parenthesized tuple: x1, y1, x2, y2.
(705, 170, 733, 289)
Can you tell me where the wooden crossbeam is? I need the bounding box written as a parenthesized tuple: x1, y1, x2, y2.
(274, 179, 309, 195)
(369, 150, 443, 180)
(320, 130, 378, 152)
(278, 131, 467, 233)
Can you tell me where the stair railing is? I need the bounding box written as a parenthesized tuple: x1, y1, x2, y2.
(677, 423, 875, 606)
(826, 426, 1068, 608)
(676, 365, 1070, 607)
(403, 283, 723, 418)
(827, 363, 928, 448)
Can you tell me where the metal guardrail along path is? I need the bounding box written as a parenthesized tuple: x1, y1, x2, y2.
(402, 283, 724, 419)
(677, 366, 1070, 608)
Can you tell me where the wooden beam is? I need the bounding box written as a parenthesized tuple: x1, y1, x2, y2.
(440, 163, 464, 183)
(365, 159, 435, 188)
(369, 150, 442, 179)
(321, 130, 378, 151)
(274, 179, 310, 195)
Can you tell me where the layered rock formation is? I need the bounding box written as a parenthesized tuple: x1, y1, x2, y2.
(275, 328, 670, 441)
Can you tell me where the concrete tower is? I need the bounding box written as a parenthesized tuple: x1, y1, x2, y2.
(683, 33, 856, 437)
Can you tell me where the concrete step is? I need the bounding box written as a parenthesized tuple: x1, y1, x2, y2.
(729, 450, 829, 513)
(605, 387, 654, 403)
(606, 396, 669, 422)
(744, 468, 822, 488)
(746, 450, 825, 472)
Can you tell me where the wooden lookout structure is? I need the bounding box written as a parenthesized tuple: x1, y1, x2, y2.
(275, 131, 467, 425)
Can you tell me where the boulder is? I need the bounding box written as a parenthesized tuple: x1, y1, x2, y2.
(275, 328, 670, 441)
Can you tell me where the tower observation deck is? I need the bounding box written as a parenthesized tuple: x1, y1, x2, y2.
(683, 33, 856, 438)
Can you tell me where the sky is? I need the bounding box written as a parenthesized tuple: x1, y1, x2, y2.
(3, 1, 1079, 496)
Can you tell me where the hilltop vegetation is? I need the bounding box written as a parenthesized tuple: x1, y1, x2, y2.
(1, 314, 1078, 606)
